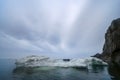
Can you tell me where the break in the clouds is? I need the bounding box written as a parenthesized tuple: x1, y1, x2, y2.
(0, 0, 120, 58)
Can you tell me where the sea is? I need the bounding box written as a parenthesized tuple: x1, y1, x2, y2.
(0, 59, 112, 80)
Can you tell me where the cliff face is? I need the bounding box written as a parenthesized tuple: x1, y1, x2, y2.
(94, 18, 120, 78)
(94, 18, 120, 65)
(94, 18, 120, 63)
(102, 18, 120, 63)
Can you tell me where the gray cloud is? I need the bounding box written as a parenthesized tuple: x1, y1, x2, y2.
(0, 0, 120, 58)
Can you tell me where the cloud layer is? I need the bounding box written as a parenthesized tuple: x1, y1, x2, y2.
(0, 0, 120, 58)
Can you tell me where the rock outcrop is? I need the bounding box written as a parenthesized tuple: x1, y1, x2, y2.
(94, 18, 120, 78)
(94, 18, 120, 62)
(102, 18, 120, 63)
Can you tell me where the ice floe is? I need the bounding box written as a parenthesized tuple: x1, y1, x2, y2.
(15, 55, 108, 68)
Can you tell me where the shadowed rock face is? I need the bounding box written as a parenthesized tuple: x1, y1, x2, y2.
(94, 18, 120, 78)
(94, 18, 120, 62)
(103, 18, 120, 62)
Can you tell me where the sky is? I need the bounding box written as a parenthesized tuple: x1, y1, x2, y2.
(0, 0, 120, 59)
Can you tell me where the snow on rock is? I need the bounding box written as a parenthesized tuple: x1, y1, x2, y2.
(15, 55, 108, 68)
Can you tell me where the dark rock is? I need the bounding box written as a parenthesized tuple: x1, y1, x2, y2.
(94, 18, 120, 62)
(63, 59, 70, 62)
(102, 18, 120, 63)
(104, 19, 120, 61)
(94, 18, 120, 78)
(91, 53, 102, 58)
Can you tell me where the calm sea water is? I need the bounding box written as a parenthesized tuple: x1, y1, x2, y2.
(0, 59, 112, 80)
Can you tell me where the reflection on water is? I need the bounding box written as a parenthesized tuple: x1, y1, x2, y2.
(108, 62, 120, 80)
(13, 66, 111, 80)
(0, 59, 116, 80)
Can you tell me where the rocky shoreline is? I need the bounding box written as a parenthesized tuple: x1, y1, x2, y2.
(93, 18, 120, 78)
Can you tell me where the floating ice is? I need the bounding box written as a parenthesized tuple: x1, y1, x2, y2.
(15, 55, 108, 68)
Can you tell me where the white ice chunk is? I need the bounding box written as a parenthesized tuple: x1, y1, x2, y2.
(15, 55, 108, 68)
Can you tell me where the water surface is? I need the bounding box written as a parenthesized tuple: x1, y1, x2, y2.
(0, 59, 111, 80)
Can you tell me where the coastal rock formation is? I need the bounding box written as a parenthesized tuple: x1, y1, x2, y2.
(93, 18, 120, 78)
(94, 18, 120, 62)
(103, 18, 120, 63)
(15, 55, 107, 68)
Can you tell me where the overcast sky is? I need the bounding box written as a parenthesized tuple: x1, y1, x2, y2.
(0, 0, 120, 59)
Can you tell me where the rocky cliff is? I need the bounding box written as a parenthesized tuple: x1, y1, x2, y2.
(94, 18, 120, 62)
(94, 18, 120, 78)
